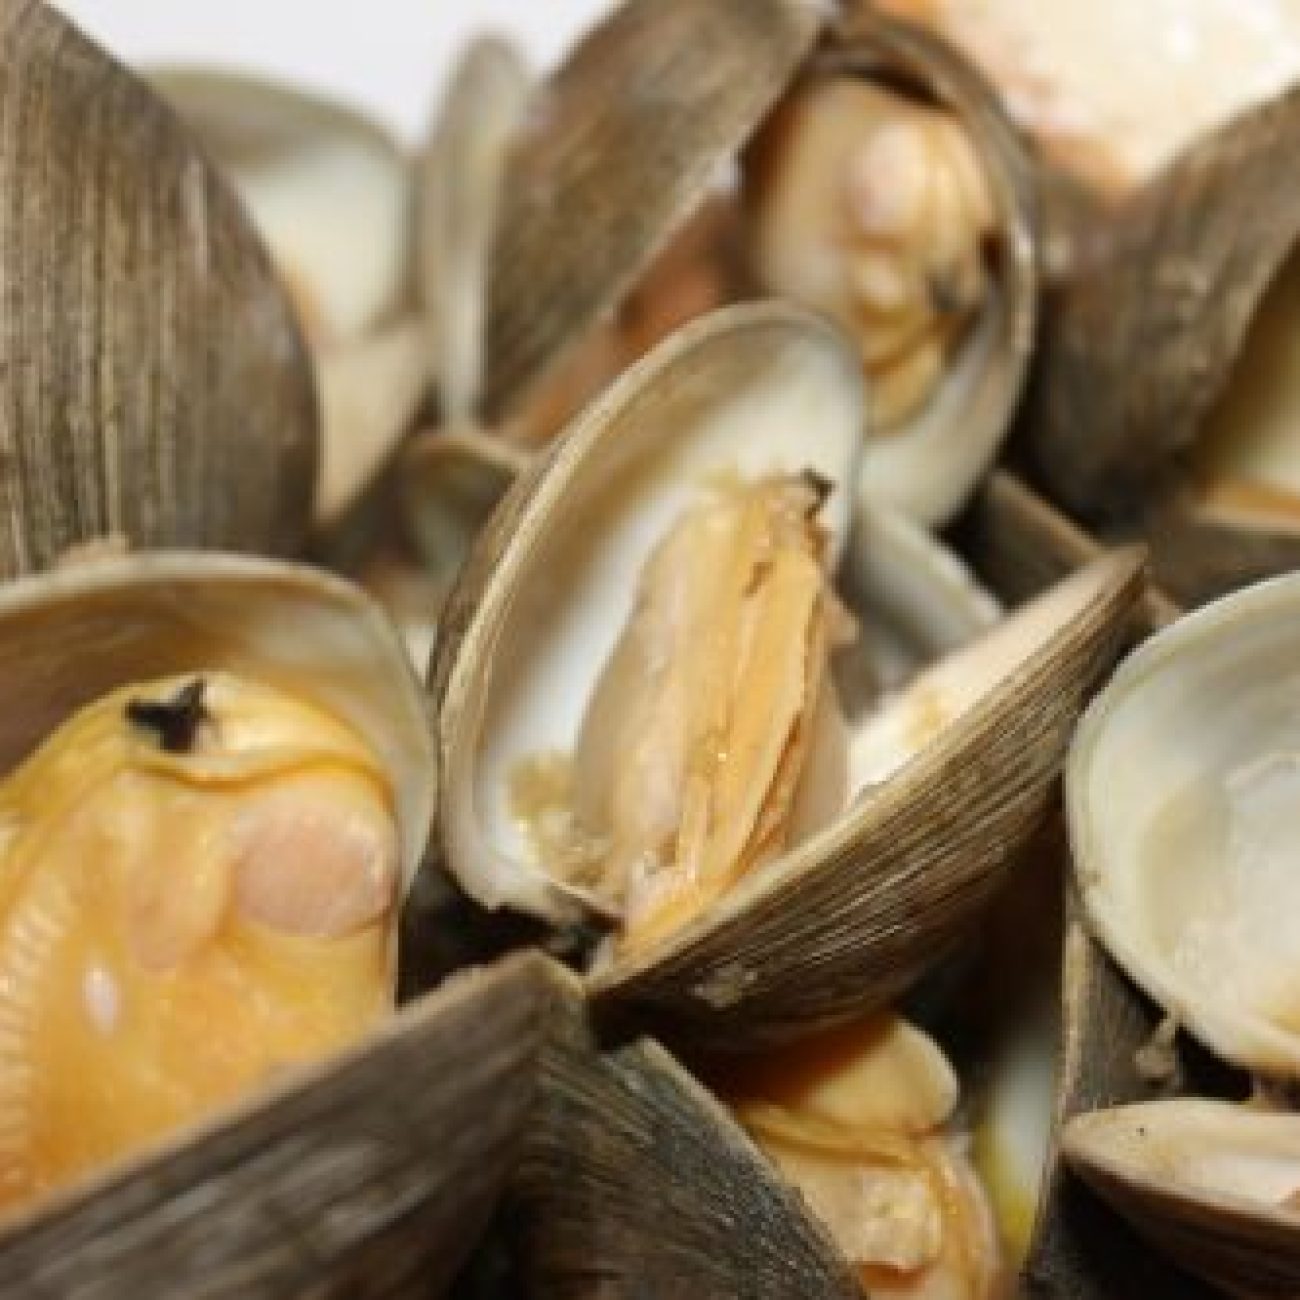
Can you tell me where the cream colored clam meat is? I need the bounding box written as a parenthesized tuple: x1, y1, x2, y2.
(747, 78, 996, 431)
(713, 1015, 1002, 1298)
(876, 0, 1300, 195)
(0, 673, 400, 1214)
(509, 472, 852, 951)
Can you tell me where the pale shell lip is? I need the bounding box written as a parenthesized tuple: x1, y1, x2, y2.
(1067, 571, 1300, 1078)
(1063, 1099, 1300, 1230)
(0, 552, 436, 896)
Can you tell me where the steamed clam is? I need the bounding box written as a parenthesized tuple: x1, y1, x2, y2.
(709, 1014, 1004, 1298)
(0, 2, 317, 571)
(435, 301, 1145, 1048)
(1058, 573, 1300, 1294)
(150, 69, 425, 529)
(0, 552, 433, 1216)
(743, 16, 1038, 527)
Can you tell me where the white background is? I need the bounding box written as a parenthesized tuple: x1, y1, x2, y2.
(52, 3, 611, 141)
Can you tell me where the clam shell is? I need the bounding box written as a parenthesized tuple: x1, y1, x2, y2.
(755, 15, 1040, 528)
(435, 302, 1146, 1049)
(151, 67, 424, 529)
(505, 960, 864, 1298)
(1067, 574, 1300, 1079)
(0, 3, 317, 569)
(1027, 78, 1300, 556)
(0, 551, 434, 895)
(0, 950, 553, 1296)
(1063, 1099, 1300, 1300)
(480, 0, 818, 422)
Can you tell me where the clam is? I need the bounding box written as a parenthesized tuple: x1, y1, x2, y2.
(0, 1, 317, 570)
(0, 550, 435, 1215)
(433, 301, 1145, 1049)
(743, 15, 1039, 527)
(707, 1013, 1005, 1297)
(1046, 572, 1300, 1294)
(0, 948, 553, 1297)
(479, 0, 817, 423)
(149, 68, 424, 529)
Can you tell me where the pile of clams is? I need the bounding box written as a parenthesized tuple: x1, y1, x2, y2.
(5, 0, 1300, 1294)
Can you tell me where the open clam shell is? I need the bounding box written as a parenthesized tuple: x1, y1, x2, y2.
(151, 68, 424, 530)
(0, 949, 553, 1297)
(0, 552, 551, 1289)
(480, 0, 818, 422)
(1063, 1099, 1300, 1300)
(434, 301, 1145, 1050)
(745, 14, 1039, 528)
(1067, 573, 1300, 1080)
(1025, 79, 1300, 601)
(0, 2, 317, 570)
(505, 960, 864, 1299)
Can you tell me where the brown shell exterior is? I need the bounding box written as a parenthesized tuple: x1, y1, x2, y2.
(1026, 80, 1300, 522)
(504, 963, 865, 1299)
(0, 2, 317, 572)
(480, 0, 817, 421)
(0, 952, 553, 1297)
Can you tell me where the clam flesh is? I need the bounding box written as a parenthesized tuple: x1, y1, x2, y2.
(744, 19, 1037, 527)
(0, 553, 434, 1216)
(710, 1014, 1004, 1298)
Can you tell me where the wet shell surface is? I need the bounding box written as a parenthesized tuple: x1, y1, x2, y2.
(0, 2, 318, 569)
(744, 16, 1039, 528)
(435, 301, 1145, 1048)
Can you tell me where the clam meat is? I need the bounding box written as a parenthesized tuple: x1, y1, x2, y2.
(0, 554, 434, 1218)
(743, 20, 1037, 528)
(710, 1014, 1003, 1298)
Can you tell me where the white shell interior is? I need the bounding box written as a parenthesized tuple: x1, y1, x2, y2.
(1066, 1099, 1300, 1220)
(444, 314, 865, 912)
(1068, 573, 1300, 1076)
(153, 72, 412, 344)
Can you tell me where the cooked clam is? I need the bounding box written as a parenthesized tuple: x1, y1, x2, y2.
(1058, 571, 1300, 1293)
(744, 18, 1038, 527)
(710, 1014, 1004, 1298)
(0, 2, 317, 570)
(434, 302, 1145, 1047)
(1063, 1098, 1300, 1299)
(0, 552, 434, 1216)
(151, 69, 423, 528)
